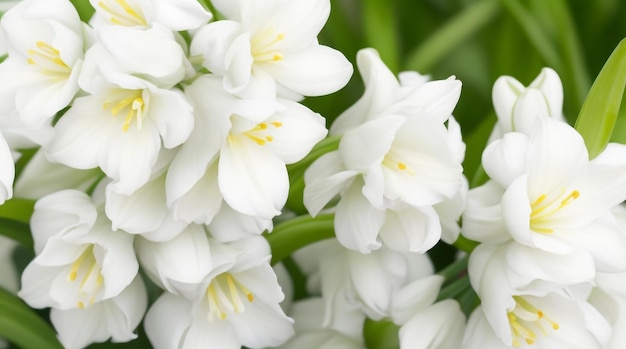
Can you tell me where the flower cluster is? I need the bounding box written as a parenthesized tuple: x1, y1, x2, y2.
(1, 1, 626, 349)
(0, 0, 352, 347)
(462, 69, 626, 348)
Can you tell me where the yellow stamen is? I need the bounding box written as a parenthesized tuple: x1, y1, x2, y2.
(26, 41, 71, 78)
(98, 0, 147, 27)
(205, 273, 255, 322)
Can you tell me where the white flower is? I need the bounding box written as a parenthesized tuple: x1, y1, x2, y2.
(304, 49, 464, 253)
(190, 0, 352, 98)
(14, 149, 101, 200)
(0, 0, 87, 127)
(590, 271, 626, 349)
(50, 276, 147, 349)
(47, 76, 194, 195)
(89, 0, 211, 31)
(463, 298, 610, 349)
(167, 74, 327, 222)
(398, 300, 466, 349)
(0, 131, 14, 204)
(19, 190, 138, 309)
(143, 236, 294, 349)
(296, 239, 434, 322)
(467, 242, 611, 348)
(463, 118, 626, 279)
(18, 190, 146, 348)
(104, 152, 189, 241)
(277, 297, 365, 349)
(490, 67, 565, 140)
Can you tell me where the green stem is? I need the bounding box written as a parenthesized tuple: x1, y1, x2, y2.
(452, 235, 479, 254)
(266, 214, 335, 265)
(436, 253, 469, 285)
(405, 0, 500, 72)
(458, 286, 481, 317)
(436, 273, 471, 302)
(287, 136, 341, 176)
(363, 319, 399, 349)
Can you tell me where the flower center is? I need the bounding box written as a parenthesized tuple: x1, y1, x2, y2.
(102, 89, 146, 132)
(508, 296, 559, 347)
(243, 121, 282, 146)
(27, 41, 71, 79)
(251, 26, 285, 62)
(205, 273, 254, 322)
(98, 0, 147, 27)
(529, 188, 579, 234)
(67, 245, 104, 309)
(383, 149, 415, 176)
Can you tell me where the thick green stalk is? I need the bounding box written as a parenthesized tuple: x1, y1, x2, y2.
(266, 214, 335, 265)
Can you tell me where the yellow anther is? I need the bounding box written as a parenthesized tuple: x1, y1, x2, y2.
(398, 162, 407, 170)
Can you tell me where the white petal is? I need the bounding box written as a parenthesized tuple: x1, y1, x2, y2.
(147, 87, 194, 148)
(219, 139, 288, 218)
(334, 178, 385, 253)
(144, 293, 193, 349)
(482, 132, 529, 188)
(379, 206, 441, 253)
(461, 180, 508, 243)
(339, 115, 405, 171)
(263, 100, 327, 164)
(390, 275, 444, 325)
(492, 75, 525, 132)
(262, 45, 353, 97)
(0, 132, 14, 204)
(330, 48, 400, 135)
(136, 225, 212, 295)
(152, 0, 212, 31)
(303, 151, 357, 216)
(399, 300, 466, 349)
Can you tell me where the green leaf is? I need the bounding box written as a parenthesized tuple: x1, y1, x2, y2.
(0, 287, 63, 349)
(0, 218, 33, 250)
(499, 0, 560, 69)
(575, 38, 626, 158)
(362, 0, 399, 73)
(405, 0, 500, 73)
(265, 214, 335, 265)
(0, 198, 35, 224)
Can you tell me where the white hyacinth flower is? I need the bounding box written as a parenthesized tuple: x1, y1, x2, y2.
(167, 74, 327, 224)
(490, 67, 566, 141)
(47, 75, 194, 195)
(466, 242, 611, 348)
(304, 48, 465, 253)
(0, 0, 87, 127)
(89, 0, 211, 32)
(18, 189, 146, 349)
(277, 297, 365, 349)
(463, 118, 626, 282)
(143, 236, 294, 349)
(190, 0, 353, 98)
